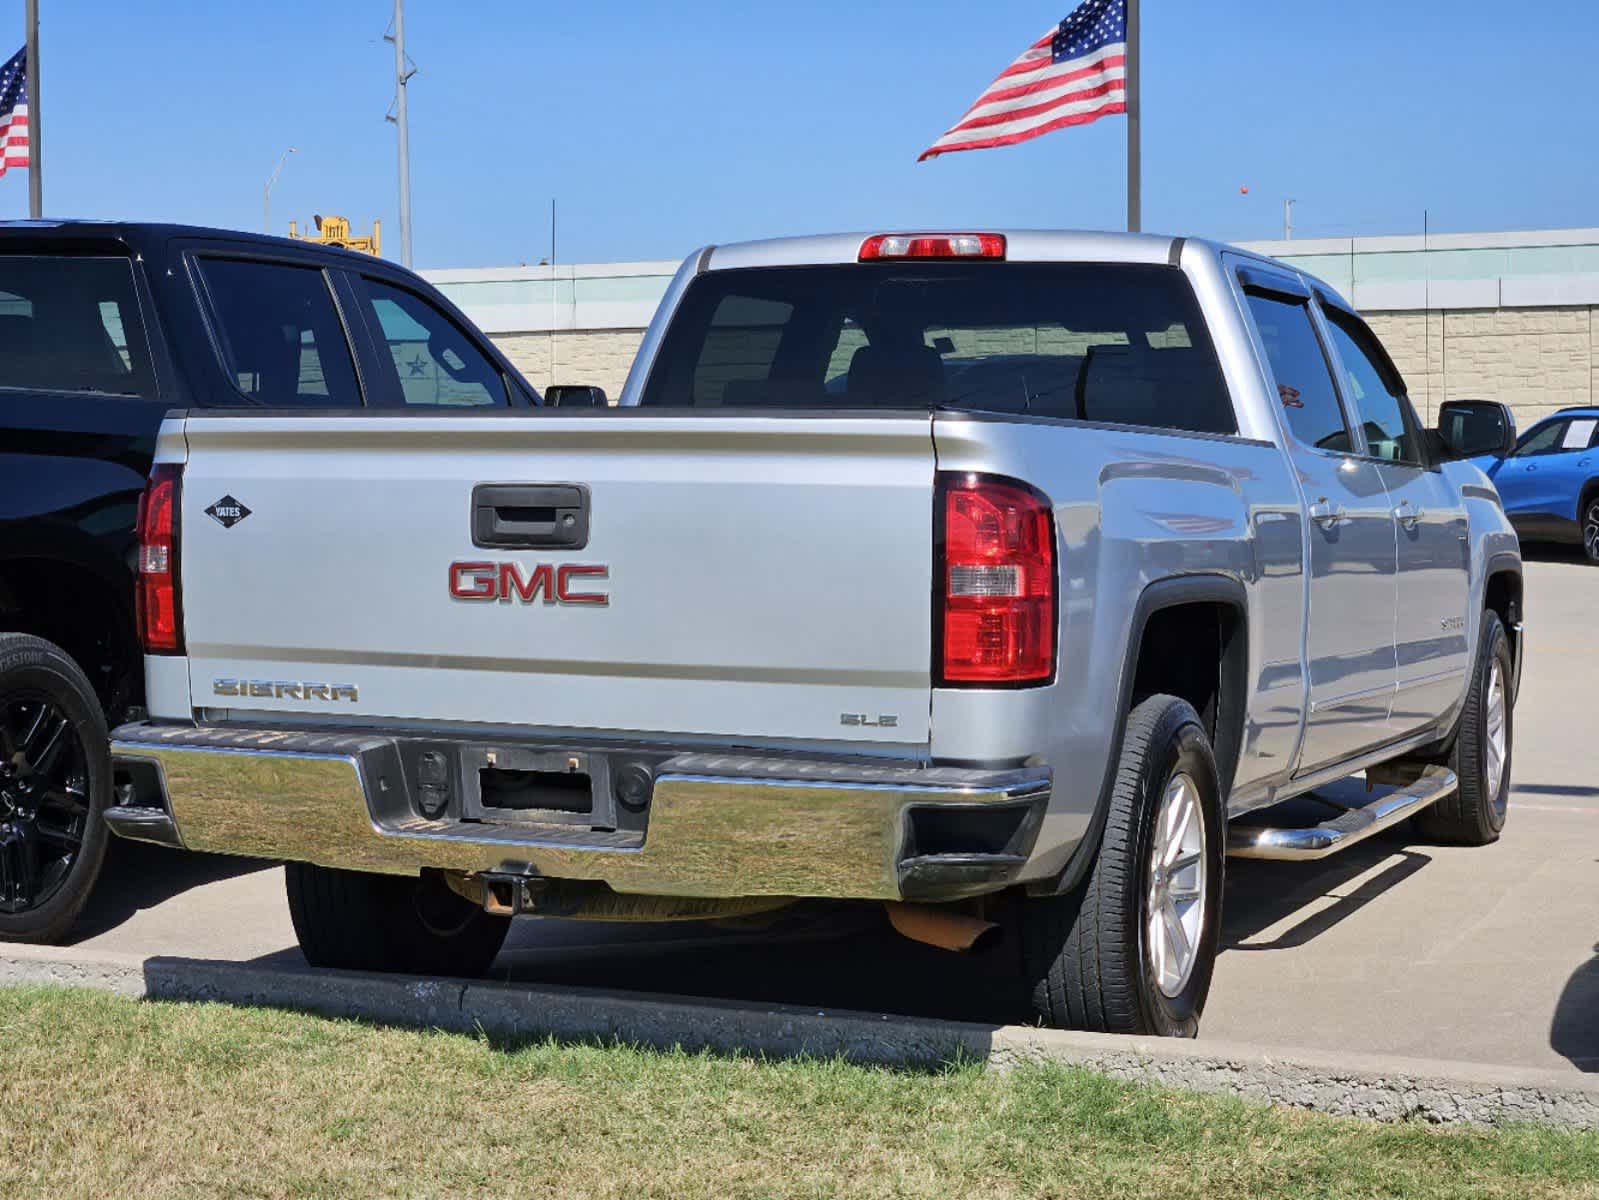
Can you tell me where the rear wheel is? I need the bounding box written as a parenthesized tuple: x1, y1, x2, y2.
(286, 863, 511, 978)
(1583, 496, 1599, 565)
(1003, 694, 1224, 1036)
(1415, 612, 1512, 845)
(0, 633, 110, 944)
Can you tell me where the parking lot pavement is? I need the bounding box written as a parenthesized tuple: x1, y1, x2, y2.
(50, 558, 1599, 1074)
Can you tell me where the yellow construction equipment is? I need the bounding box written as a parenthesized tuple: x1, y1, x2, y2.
(288, 214, 382, 256)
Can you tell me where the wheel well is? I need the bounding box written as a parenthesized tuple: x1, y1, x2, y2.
(1484, 568, 1522, 687)
(1581, 477, 1599, 516)
(1129, 600, 1246, 790)
(0, 559, 139, 720)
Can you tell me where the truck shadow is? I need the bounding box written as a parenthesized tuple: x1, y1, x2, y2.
(1552, 945, 1599, 1072)
(1221, 834, 1432, 952)
(66, 840, 276, 943)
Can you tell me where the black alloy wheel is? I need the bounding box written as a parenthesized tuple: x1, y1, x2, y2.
(1584, 498, 1599, 564)
(0, 692, 93, 915)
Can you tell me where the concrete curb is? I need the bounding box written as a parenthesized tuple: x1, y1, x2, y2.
(3, 944, 1595, 1129)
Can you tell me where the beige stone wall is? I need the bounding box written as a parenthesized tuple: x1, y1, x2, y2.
(1367, 306, 1598, 427)
(490, 329, 647, 400)
(493, 308, 1599, 424)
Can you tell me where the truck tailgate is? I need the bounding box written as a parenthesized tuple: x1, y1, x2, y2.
(175, 413, 935, 746)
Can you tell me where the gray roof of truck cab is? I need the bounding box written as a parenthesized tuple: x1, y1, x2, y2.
(701, 230, 1346, 305)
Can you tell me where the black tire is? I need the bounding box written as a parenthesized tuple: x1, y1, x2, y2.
(0, 633, 111, 944)
(285, 862, 511, 978)
(1004, 694, 1225, 1036)
(1414, 612, 1513, 845)
(1583, 494, 1599, 565)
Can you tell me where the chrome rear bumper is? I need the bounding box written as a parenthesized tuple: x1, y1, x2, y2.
(109, 721, 1051, 903)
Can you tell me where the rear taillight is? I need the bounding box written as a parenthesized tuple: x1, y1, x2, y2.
(135, 464, 183, 655)
(859, 233, 1006, 261)
(936, 474, 1055, 686)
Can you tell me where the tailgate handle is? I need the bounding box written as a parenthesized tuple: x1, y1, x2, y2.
(472, 484, 590, 550)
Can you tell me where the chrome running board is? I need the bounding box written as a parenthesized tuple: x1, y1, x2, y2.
(1227, 766, 1458, 861)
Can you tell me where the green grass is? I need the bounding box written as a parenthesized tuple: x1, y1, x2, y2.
(0, 985, 1594, 1200)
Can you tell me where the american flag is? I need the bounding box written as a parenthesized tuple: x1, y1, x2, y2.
(0, 48, 28, 179)
(919, 0, 1127, 161)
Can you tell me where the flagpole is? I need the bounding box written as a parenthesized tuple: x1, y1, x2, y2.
(25, 0, 40, 218)
(1124, 0, 1140, 233)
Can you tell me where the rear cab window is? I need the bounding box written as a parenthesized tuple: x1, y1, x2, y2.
(195, 257, 362, 408)
(0, 255, 156, 398)
(640, 263, 1237, 436)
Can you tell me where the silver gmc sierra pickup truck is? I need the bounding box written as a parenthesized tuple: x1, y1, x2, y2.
(108, 230, 1524, 1036)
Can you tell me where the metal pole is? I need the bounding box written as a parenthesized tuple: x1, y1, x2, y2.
(1283, 198, 1294, 240)
(1124, 0, 1140, 233)
(392, 0, 413, 267)
(263, 147, 296, 235)
(25, 0, 40, 218)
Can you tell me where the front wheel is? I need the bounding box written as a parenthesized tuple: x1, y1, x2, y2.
(286, 863, 511, 978)
(1414, 611, 1513, 845)
(1004, 694, 1225, 1036)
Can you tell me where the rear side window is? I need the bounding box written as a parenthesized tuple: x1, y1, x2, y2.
(1244, 293, 1351, 453)
(359, 277, 507, 407)
(640, 263, 1237, 436)
(198, 258, 361, 407)
(0, 255, 155, 398)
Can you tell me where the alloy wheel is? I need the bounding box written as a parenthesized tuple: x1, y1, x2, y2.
(1585, 501, 1599, 563)
(0, 694, 90, 914)
(1484, 658, 1508, 821)
(1145, 771, 1208, 999)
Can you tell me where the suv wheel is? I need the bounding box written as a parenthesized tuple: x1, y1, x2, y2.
(1415, 611, 1513, 845)
(0, 633, 111, 943)
(1584, 496, 1599, 565)
(1002, 694, 1224, 1036)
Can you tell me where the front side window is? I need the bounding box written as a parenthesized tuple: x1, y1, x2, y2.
(198, 258, 361, 407)
(361, 278, 506, 407)
(1513, 420, 1570, 458)
(1322, 308, 1423, 465)
(1243, 292, 1351, 452)
(0, 255, 155, 398)
(640, 263, 1237, 436)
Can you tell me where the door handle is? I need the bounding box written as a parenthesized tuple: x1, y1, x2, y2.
(471, 483, 590, 550)
(1308, 499, 1346, 528)
(1393, 499, 1424, 530)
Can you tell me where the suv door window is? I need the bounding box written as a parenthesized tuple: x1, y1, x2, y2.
(0, 255, 156, 398)
(360, 277, 507, 407)
(1242, 292, 1351, 452)
(1560, 416, 1597, 450)
(1513, 420, 1569, 457)
(1321, 307, 1424, 465)
(198, 258, 361, 407)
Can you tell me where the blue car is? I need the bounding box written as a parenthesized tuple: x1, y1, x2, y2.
(1473, 405, 1599, 562)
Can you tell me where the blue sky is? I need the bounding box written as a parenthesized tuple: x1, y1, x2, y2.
(5, 1, 1596, 267)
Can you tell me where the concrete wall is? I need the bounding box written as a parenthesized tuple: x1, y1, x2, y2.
(491, 329, 647, 400)
(1365, 306, 1598, 426)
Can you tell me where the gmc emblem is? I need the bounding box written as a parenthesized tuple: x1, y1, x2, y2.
(450, 561, 610, 606)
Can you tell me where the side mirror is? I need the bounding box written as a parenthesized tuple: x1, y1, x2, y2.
(544, 384, 607, 408)
(1435, 399, 1516, 460)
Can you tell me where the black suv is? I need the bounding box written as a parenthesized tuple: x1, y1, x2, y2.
(0, 220, 541, 940)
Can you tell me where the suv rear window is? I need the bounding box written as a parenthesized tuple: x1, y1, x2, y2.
(0, 255, 155, 398)
(639, 263, 1236, 435)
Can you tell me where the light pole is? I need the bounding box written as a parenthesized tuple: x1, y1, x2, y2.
(264, 147, 297, 235)
(386, 0, 415, 267)
(1283, 197, 1295, 241)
